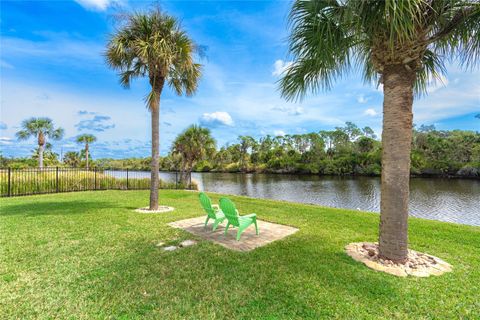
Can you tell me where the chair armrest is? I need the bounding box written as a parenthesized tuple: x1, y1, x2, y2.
(242, 213, 257, 220)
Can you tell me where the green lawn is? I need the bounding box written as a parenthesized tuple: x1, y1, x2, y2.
(1, 190, 479, 319)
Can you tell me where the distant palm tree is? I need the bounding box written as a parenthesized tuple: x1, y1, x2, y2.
(106, 7, 202, 210)
(280, 0, 479, 263)
(172, 125, 216, 184)
(16, 117, 64, 168)
(76, 134, 97, 169)
(63, 151, 81, 168)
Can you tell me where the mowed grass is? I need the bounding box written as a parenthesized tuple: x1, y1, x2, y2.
(0, 190, 479, 319)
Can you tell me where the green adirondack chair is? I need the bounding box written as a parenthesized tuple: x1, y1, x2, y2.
(219, 197, 259, 241)
(199, 192, 226, 231)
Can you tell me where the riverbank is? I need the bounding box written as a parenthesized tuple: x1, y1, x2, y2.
(1, 190, 479, 319)
(199, 169, 480, 179)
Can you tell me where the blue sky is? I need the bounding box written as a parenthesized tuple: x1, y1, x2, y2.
(1, 0, 479, 159)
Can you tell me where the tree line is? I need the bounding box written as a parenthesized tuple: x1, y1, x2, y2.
(161, 122, 480, 178)
(3, 121, 478, 179)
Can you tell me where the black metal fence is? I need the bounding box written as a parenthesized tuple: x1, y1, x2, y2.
(0, 167, 192, 197)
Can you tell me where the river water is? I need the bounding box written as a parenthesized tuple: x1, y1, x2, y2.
(108, 171, 479, 226)
(191, 172, 479, 227)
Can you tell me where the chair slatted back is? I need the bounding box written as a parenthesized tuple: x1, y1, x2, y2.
(199, 192, 216, 219)
(219, 198, 239, 226)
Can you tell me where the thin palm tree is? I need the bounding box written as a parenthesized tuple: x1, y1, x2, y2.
(76, 134, 97, 169)
(106, 8, 202, 210)
(280, 0, 479, 263)
(172, 125, 216, 184)
(16, 117, 64, 169)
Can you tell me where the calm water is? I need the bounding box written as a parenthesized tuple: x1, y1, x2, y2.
(107, 171, 479, 226)
(191, 172, 479, 227)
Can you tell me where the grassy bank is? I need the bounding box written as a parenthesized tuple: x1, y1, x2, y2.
(0, 190, 479, 319)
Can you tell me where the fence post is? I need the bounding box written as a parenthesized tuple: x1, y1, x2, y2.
(175, 171, 178, 189)
(189, 172, 192, 190)
(7, 167, 11, 197)
(94, 168, 97, 190)
(56, 167, 59, 193)
(126, 169, 129, 190)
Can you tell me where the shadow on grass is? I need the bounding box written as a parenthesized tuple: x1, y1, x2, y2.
(0, 200, 117, 217)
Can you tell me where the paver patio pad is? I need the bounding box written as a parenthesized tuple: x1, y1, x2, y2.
(168, 216, 299, 252)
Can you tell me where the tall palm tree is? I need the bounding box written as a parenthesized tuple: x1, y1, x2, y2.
(76, 134, 97, 169)
(16, 117, 64, 169)
(280, 0, 479, 263)
(106, 8, 202, 210)
(172, 125, 216, 184)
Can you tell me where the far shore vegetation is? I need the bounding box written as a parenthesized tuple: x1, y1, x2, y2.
(3, 122, 479, 178)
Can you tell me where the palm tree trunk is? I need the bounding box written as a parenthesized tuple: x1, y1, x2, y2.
(149, 78, 164, 210)
(38, 144, 44, 169)
(378, 65, 415, 263)
(38, 132, 45, 169)
(85, 143, 89, 170)
(150, 103, 160, 210)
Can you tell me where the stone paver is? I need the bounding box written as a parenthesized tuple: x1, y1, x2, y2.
(179, 240, 197, 247)
(168, 216, 299, 252)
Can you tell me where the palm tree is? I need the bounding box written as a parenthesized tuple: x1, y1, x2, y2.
(16, 117, 64, 169)
(76, 134, 97, 169)
(63, 151, 81, 168)
(172, 125, 216, 185)
(106, 8, 202, 210)
(280, 0, 479, 263)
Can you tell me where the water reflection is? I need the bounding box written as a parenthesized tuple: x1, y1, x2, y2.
(193, 173, 479, 226)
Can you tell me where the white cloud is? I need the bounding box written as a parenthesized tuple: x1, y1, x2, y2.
(199, 111, 234, 127)
(271, 105, 304, 116)
(356, 94, 369, 104)
(272, 59, 293, 76)
(0, 137, 13, 145)
(74, 0, 115, 11)
(273, 130, 286, 136)
(363, 108, 378, 116)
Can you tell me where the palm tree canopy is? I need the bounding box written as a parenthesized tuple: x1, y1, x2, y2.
(16, 117, 64, 141)
(280, 0, 480, 100)
(172, 125, 216, 162)
(105, 7, 203, 108)
(76, 134, 97, 144)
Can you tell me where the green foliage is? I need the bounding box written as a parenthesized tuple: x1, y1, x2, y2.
(5, 122, 478, 177)
(16, 117, 64, 142)
(15, 117, 64, 166)
(105, 7, 203, 109)
(172, 125, 216, 181)
(76, 134, 97, 144)
(63, 151, 81, 168)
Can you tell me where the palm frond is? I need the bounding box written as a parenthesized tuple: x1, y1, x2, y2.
(105, 7, 203, 106)
(280, 0, 480, 98)
(279, 0, 355, 101)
